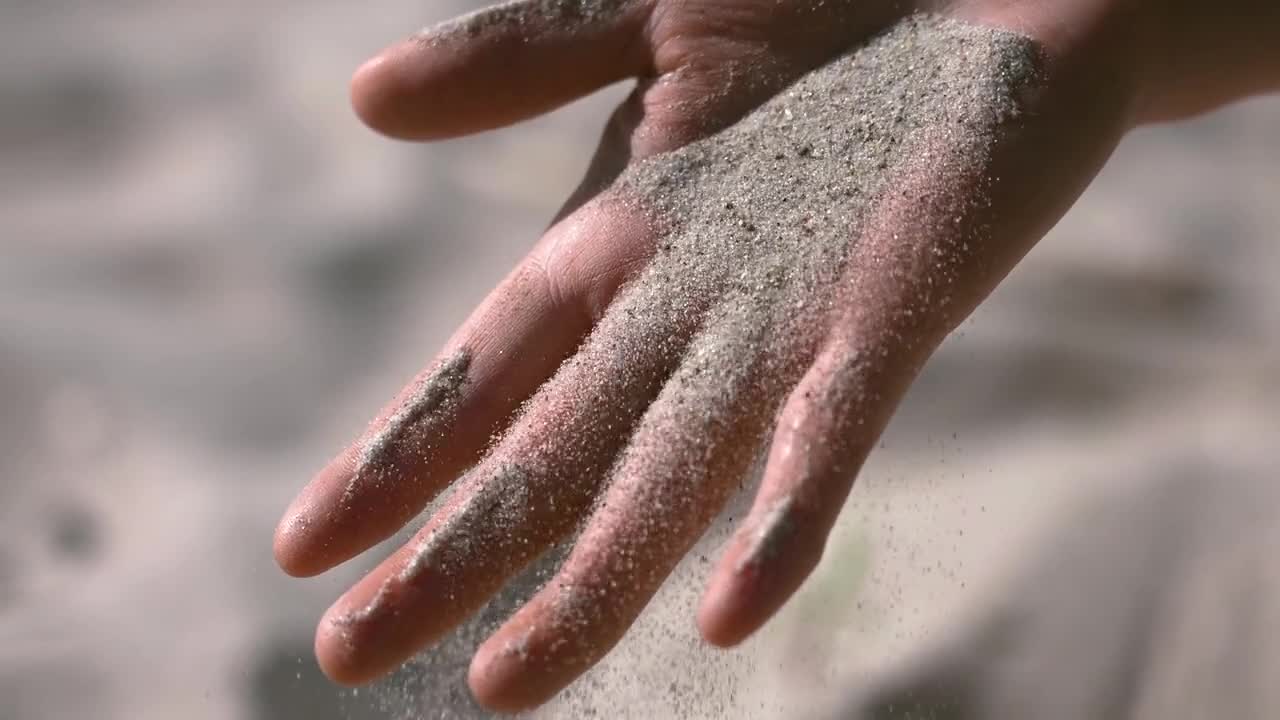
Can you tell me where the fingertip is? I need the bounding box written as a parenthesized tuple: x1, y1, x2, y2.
(350, 48, 427, 140)
(696, 606, 743, 649)
(467, 656, 522, 713)
(697, 551, 781, 648)
(314, 611, 377, 687)
(468, 593, 600, 713)
(697, 511, 828, 648)
(697, 577, 752, 648)
(315, 585, 420, 688)
(273, 507, 324, 578)
(350, 54, 389, 131)
(273, 447, 409, 578)
(468, 634, 548, 713)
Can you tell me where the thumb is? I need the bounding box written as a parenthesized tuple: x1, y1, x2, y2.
(351, 0, 654, 140)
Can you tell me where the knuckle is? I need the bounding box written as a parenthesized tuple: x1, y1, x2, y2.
(538, 210, 653, 322)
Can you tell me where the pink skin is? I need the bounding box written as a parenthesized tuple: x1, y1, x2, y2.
(274, 0, 1280, 712)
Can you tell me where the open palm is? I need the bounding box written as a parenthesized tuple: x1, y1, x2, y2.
(275, 0, 1144, 711)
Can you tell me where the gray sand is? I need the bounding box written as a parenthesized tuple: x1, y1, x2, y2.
(592, 13, 1036, 580)
(416, 0, 634, 45)
(736, 495, 797, 573)
(346, 350, 472, 505)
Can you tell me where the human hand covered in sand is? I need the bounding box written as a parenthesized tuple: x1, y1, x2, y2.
(275, 0, 1280, 711)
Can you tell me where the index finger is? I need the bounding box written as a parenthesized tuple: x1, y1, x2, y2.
(274, 202, 651, 576)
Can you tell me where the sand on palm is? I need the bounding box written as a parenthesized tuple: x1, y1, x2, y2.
(357, 11, 1040, 717)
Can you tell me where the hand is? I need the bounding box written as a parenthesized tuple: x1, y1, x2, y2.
(273, 0, 1264, 711)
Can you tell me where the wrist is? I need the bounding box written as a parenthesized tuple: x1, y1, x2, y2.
(961, 0, 1280, 128)
(953, 0, 1150, 130)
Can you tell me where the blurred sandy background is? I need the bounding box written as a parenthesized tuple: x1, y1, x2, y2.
(1, 2, 1277, 719)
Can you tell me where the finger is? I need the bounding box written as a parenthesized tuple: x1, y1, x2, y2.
(351, 0, 655, 140)
(691, 123, 1002, 646)
(274, 201, 649, 577)
(696, 340, 899, 647)
(696, 104, 1092, 645)
(468, 300, 806, 712)
(313, 263, 706, 686)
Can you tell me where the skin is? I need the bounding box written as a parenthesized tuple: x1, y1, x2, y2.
(274, 0, 1280, 712)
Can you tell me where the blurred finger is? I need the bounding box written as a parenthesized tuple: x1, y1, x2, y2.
(274, 201, 649, 577)
(352, 0, 654, 139)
